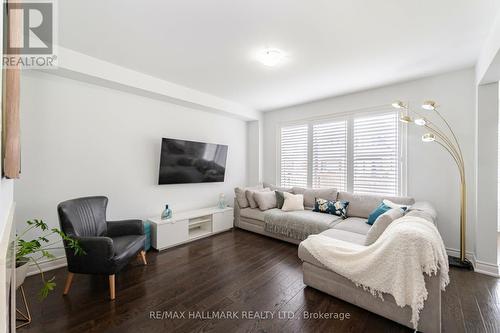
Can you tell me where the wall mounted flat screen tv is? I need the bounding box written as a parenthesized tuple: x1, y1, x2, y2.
(158, 138, 228, 185)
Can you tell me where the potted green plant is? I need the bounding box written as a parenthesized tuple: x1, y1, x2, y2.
(16, 219, 84, 299)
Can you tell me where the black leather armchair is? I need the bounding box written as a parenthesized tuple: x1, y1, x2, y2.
(57, 196, 147, 300)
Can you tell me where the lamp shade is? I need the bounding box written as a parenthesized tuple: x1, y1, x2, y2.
(414, 118, 427, 126)
(422, 133, 435, 142)
(422, 101, 437, 111)
(392, 101, 407, 109)
(399, 115, 412, 123)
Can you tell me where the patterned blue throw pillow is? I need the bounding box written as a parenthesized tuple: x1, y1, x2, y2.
(313, 198, 349, 218)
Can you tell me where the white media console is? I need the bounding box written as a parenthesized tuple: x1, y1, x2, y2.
(147, 206, 234, 251)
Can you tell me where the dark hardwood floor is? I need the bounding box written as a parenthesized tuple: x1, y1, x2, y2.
(18, 229, 500, 333)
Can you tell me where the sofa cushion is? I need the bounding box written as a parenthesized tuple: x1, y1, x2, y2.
(246, 188, 270, 209)
(254, 191, 277, 211)
(337, 192, 415, 218)
(234, 185, 263, 208)
(292, 187, 338, 209)
(365, 208, 404, 245)
(320, 228, 367, 245)
(333, 217, 371, 235)
(240, 207, 281, 221)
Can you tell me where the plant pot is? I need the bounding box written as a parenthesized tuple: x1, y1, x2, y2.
(16, 259, 29, 289)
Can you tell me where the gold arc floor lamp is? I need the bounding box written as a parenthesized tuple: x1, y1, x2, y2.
(392, 100, 473, 270)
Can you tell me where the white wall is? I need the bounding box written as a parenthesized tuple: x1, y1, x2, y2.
(475, 83, 499, 271)
(263, 68, 477, 259)
(15, 71, 247, 258)
(246, 119, 263, 185)
(475, 8, 500, 274)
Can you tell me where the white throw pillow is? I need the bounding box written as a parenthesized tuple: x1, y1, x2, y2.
(281, 192, 305, 212)
(254, 191, 277, 211)
(364, 208, 404, 245)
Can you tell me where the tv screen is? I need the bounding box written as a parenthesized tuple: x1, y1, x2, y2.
(158, 138, 228, 185)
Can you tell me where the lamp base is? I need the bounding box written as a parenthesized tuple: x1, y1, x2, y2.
(448, 255, 474, 270)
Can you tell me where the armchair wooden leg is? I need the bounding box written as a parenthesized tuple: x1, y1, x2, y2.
(109, 275, 115, 300)
(63, 272, 74, 295)
(140, 250, 147, 265)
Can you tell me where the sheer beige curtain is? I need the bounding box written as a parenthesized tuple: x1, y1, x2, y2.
(2, 0, 21, 179)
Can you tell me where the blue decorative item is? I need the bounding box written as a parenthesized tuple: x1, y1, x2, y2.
(217, 193, 227, 209)
(161, 204, 172, 219)
(367, 203, 391, 225)
(143, 221, 151, 251)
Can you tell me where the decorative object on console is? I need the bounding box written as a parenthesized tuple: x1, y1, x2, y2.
(281, 192, 305, 211)
(367, 202, 392, 225)
(217, 193, 227, 209)
(313, 198, 349, 218)
(161, 204, 173, 220)
(393, 100, 472, 270)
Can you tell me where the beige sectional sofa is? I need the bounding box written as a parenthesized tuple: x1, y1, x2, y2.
(233, 185, 441, 333)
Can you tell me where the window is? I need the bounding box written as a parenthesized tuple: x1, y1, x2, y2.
(280, 124, 308, 188)
(312, 120, 348, 190)
(278, 110, 404, 195)
(353, 112, 400, 195)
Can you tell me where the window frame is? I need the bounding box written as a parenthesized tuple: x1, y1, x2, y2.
(276, 106, 408, 196)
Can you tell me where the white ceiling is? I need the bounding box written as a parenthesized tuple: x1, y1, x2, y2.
(59, 1, 499, 112)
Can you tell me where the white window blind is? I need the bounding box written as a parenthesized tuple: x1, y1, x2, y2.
(352, 112, 399, 195)
(280, 124, 308, 188)
(312, 120, 348, 190)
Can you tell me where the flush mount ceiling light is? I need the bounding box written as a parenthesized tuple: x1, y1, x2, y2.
(256, 48, 286, 67)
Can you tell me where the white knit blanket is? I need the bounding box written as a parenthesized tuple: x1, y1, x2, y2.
(301, 216, 449, 329)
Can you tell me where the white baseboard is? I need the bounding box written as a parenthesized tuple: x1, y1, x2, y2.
(446, 247, 499, 277)
(445, 248, 476, 264)
(474, 260, 500, 277)
(26, 256, 67, 277)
